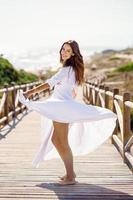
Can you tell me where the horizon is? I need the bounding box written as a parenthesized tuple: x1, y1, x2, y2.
(3, 45, 130, 72)
(0, 0, 133, 69)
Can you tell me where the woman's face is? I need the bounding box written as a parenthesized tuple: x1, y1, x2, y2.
(60, 43, 74, 62)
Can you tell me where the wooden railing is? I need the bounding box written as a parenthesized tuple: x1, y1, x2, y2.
(1, 79, 133, 171)
(0, 82, 49, 129)
(83, 82, 133, 172)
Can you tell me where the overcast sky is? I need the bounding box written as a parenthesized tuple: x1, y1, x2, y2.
(0, 0, 133, 55)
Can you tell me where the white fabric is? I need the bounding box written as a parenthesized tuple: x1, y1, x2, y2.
(19, 66, 117, 168)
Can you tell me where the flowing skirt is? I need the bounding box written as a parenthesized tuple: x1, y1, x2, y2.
(19, 91, 117, 168)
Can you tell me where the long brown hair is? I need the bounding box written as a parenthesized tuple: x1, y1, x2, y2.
(59, 40, 84, 85)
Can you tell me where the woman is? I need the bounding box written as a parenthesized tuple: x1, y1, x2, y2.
(19, 40, 117, 185)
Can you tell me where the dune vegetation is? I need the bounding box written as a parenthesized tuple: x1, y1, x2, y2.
(0, 56, 39, 88)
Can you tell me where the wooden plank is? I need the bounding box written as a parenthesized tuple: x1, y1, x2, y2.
(0, 109, 133, 199)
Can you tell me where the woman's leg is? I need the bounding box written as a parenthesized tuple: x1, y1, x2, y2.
(51, 121, 76, 183)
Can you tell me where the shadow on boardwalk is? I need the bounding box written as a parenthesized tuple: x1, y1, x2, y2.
(0, 111, 27, 140)
(37, 182, 133, 200)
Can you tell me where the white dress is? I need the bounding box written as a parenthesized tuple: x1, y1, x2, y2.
(19, 66, 117, 168)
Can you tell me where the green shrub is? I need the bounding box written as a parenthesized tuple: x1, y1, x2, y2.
(17, 69, 38, 84)
(109, 56, 121, 61)
(0, 57, 19, 86)
(0, 57, 39, 87)
(115, 62, 133, 72)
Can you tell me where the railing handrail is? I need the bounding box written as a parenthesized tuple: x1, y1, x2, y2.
(0, 81, 50, 129)
(83, 81, 133, 173)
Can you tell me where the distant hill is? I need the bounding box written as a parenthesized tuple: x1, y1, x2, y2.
(85, 48, 133, 70)
(84, 47, 133, 96)
(102, 49, 117, 54)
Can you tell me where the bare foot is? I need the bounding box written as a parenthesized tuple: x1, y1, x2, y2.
(58, 172, 76, 180)
(57, 177, 77, 186)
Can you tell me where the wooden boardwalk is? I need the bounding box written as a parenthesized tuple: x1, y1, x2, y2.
(0, 110, 133, 200)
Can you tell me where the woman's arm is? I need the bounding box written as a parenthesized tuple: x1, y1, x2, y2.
(23, 67, 68, 98)
(23, 82, 50, 98)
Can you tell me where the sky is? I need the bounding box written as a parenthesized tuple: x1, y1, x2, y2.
(0, 0, 133, 70)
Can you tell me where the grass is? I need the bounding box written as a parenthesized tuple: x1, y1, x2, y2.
(115, 62, 133, 72)
(109, 56, 121, 61)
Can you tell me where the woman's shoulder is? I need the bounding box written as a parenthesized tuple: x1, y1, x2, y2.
(63, 66, 74, 71)
(61, 65, 72, 69)
(57, 66, 73, 73)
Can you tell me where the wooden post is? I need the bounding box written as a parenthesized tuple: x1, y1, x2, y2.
(83, 84, 86, 98)
(88, 84, 91, 101)
(85, 85, 89, 101)
(92, 84, 96, 105)
(123, 92, 131, 162)
(11, 82, 16, 118)
(105, 86, 109, 109)
(94, 83, 98, 106)
(19, 85, 25, 114)
(113, 88, 119, 112)
(112, 88, 119, 144)
(98, 84, 104, 107)
(4, 83, 9, 125)
(87, 85, 91, 103)
(89, 84, 93, 105)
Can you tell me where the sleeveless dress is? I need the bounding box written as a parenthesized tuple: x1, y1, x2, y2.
(19, 66, 117, 168)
